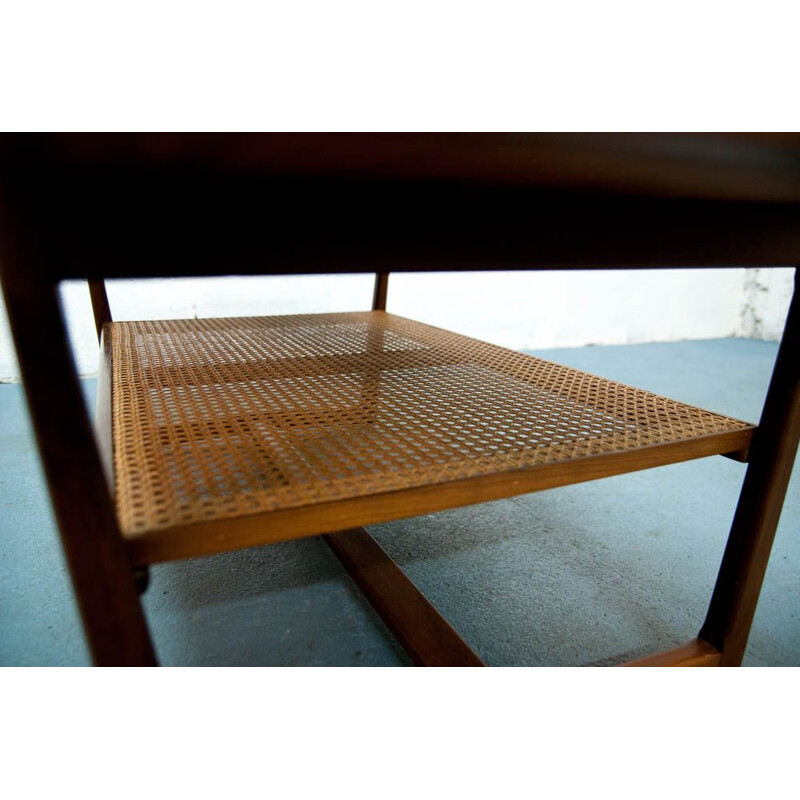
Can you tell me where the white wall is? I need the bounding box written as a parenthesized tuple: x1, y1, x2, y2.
(0, 268, 794, 381)
(740, 267, 796, 340)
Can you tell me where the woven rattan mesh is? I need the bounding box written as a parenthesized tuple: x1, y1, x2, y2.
(110, 312, 751, 535)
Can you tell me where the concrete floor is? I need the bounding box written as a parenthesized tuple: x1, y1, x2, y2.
(1, 338, 797, 666)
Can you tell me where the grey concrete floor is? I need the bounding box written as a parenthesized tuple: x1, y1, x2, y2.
(1, 338, 797, 666)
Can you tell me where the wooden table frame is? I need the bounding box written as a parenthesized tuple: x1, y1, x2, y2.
(1, 133, 799, 666)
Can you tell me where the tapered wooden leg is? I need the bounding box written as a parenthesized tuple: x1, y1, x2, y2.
(88, 279, 112, 342)
(359, 272, 391, 418)
(700, 268, 800, 666)
(0, 261, 156, 665)
(372, 272, 389, 311)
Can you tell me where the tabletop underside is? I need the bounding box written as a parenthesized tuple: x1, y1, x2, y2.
(2, 134, 800, 278)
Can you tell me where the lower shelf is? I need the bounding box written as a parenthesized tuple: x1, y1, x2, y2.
(100, 311, 754, 564)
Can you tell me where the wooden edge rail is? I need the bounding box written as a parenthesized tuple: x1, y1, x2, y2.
(618, 638, 721, 667)
(126, 427, 753, 565)
(323, 527, 485, 667)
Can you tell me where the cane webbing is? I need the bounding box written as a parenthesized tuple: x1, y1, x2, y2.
(109, 312, 752, 536)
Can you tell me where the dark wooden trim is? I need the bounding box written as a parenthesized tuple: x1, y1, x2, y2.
(88, 279, 112, 342)
(619, 638, 721, 667)
(323, 527, 485, 666)
(700, 268, 800, 666)
(126, 427, 753, 566)
(6, 133, 800, 202)
(372, 272, 389, 311)
(0, 225, 156, 664)
(3, 153, 800, 278)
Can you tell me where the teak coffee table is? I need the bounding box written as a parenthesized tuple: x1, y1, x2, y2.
(1, 134, 798, 666)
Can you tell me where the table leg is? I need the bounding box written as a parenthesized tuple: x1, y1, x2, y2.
(88, 279, 112, 343)
(700, 268, 800, 666)
(372, 272, 390, 311)
(0, 262, 156, 665)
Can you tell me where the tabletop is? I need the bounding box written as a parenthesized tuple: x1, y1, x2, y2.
(2, 133, 800, 278)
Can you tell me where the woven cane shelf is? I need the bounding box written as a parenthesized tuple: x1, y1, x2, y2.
(104, 311, 754, 565)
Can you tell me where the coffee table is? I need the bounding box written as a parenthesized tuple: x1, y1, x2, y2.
(1, 133, 797, 666)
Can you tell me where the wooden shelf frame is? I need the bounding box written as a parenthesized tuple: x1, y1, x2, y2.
(99, 311, 753, 566)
